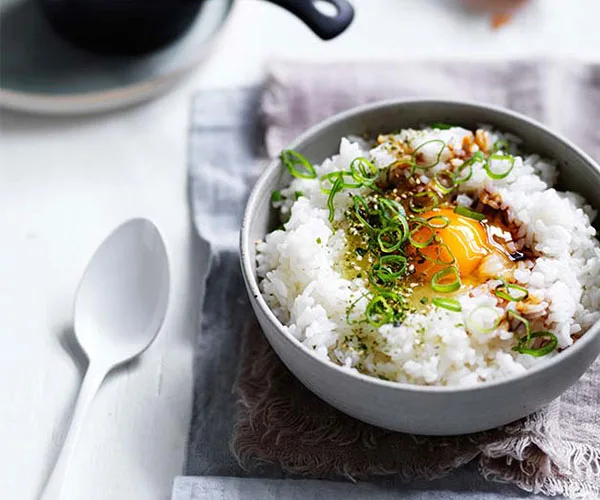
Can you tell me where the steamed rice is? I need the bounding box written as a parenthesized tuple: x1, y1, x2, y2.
(256, 127, 600, 386)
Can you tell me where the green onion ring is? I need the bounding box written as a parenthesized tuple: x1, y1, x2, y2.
(453, 151, 485, 185)
(365, 295, 394, 327)
(368, 256, 408, 290)
(350, 157, 378, 185)
(493, 138, 510, 153)
(353, 195, 376, 230)
(280, 150, 317, 179)
(377, 226, 404, 253)
(507, 310, 531, 344)
(378, 197, 407, 223)
(453, 206, 486, 221)
(452, 163, 473, 185)
(271, 190, 282, 202)
(431, 266, 461, 293)
(513, 331, 558, 357)
(426, 215, 450, 229)
(319, 171, 362, 193)
(327, 174, 344, 223)
(411, 139, 446, 170)
(484, 154, 516, 180)
(494, 278, 529, 302)
(409, 191, 439, 213)
(418, 241, 456, 266)
(467, 306, 502, 333)
(432, 297, 462, 312)
(409, 222, 435, 248)
(433, 171, 456, 194)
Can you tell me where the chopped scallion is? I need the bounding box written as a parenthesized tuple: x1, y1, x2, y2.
(426, 215, 450, 229)
(453, 206, 486, 221)
(433, 297, 462, 312)
(411, 139, 446, 170)
(353, 195, 376, 230)
(513, 331, 558, 357)
(327, 174, 344, 222)
(433, 171, 455, 194)
(494, 278, 529, 302)
(431, 266, 461, 293)
(484, 154, 515, 180)
(467, 306, 502, 334)
(350, 157, 379, 186)
(430, 123, 454, 130)
(377, 226, 404, 253)
(280, 150, 316, 179)
(409, 191, 439, 213)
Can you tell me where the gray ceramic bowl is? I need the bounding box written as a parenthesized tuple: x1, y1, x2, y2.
(240, 99, 600, 435)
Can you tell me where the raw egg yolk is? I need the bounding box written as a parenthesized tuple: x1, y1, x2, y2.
(411, 208, 493, 279)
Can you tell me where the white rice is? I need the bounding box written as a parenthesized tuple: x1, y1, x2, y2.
(256, 127, 600, 386)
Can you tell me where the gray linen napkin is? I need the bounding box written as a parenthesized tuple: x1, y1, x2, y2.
(178, 62, 600, 500)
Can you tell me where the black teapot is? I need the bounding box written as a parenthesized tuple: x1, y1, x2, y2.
(39, 0, 355, 56)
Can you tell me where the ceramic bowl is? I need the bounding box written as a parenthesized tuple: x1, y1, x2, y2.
(240, 99, 600, 435)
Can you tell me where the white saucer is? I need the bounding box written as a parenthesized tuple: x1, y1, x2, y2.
(0, 0, 235, 114)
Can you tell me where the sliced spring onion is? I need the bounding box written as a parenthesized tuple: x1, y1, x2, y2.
(430, 123, 454, 130)
(365, 295, 393, 327)
(452, 163, 472, 185)
(377, 226, 404, 253)
(484, 154, 515, 180)
(369, 257, 407, 289)
(453, 151, 485, 185)
(507, 309, 531, 344)
(433, 171, 456, 194)
(494, 278, 529, 302)
(453, 206, 486, 221)
(327, 174, 344, 223)
(431, 266, 461, 293)
(280, 150, 316, 179)
(379, 255, 408, 275)
(350, 157, 378, 185)
(409, 223, 435, 248)
(493, 138, 510, 153)
(353, 195, 376, 230)
(418, 241, 456, 266)
(409, 191, 439, 213)
(378, 197, 406, 223)
(467, 306, 502, 334)
(432, 297, 462, 312)
(411, 139, 446, 170)
(513, 330, 558, 357)
(271, 190, 282, 202)
(426, 215, 450, 229)
(319, 170, 361, 193)
(294, 191, 304, 200)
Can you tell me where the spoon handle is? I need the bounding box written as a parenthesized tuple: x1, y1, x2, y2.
(39, 362, 108, 500)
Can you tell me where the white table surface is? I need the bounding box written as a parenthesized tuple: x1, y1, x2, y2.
(1, 1, 599, 499)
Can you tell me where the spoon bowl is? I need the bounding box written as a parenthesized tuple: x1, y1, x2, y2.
(73, 218, 170, 366)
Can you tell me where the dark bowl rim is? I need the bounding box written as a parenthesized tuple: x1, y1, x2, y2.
(240, 97, 600, 394)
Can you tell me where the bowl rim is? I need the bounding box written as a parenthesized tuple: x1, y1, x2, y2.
(240, 97, 600, 394)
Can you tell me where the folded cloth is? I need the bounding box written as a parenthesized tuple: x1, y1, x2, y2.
(179, 61, 600, 500)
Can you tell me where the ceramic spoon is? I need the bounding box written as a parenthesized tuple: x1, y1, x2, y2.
(40, 218, 170, 499)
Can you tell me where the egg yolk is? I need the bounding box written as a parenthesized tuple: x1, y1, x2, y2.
(411, 208, 494, 279)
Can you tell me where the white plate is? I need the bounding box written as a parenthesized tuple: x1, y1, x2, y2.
(0, 0, 235, 114)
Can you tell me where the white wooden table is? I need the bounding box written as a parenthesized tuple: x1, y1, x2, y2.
(1, 1, 599, 499)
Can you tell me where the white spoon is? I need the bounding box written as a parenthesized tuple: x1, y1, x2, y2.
(40, 218, 170, 500)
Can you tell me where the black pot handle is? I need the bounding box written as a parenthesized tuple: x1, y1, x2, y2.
(265, 0, 354, 40)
